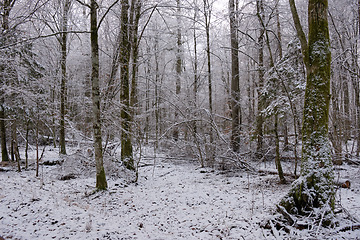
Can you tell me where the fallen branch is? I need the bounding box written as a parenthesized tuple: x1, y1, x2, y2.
(269, 220, 280, 240)
(276, 205, 296, 225)
(337, 224, 360, 232)
(259, 169, 295, 178)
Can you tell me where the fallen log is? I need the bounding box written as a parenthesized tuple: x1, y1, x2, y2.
(258, 169, 295, 178)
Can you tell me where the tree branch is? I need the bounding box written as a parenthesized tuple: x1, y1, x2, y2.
(98, 0, 120, 29)
(74, 0, 90, 8)
(288, 0, 309, 70)
(0, 31, 91, 49)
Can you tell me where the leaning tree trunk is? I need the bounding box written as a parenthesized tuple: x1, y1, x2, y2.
(90, 0, 107, 190)
(280, 0, 334, 222)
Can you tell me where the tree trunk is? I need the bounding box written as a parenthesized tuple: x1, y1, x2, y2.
(25, 119, 29, 169)
(229, 0, 241, 152)
(193, 1, 198, 136)
(203, 0, 214, 162)
(130, 0, 142, 111)
(330, 79, 342, 162)
(11, 120, 21, 171)
(59, 0, 71, 155)
(275, 113, 285, 183)
(288, 0, 309, 71)
(120, 0, 134, 170)
(256, 0, 265, 157)
(173, 0, 182, 141)
(0, 106, 9, 162)
(36, 118, 39, 177)
(90, 0, 107, 190)
(155, 41, 159, 149)
(280, 0, 335, 221)
(356, 0, 360, 156)
(0, 1, 13, 163)
(59, 8, 69, 151)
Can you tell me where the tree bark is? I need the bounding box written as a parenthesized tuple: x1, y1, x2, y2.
(203, 0, 214, 161)
(193, 1, 198, 136)
(173, 0, 182, 141)
(280, 0, 335, 220)
(90, 0, 107, 190)
(0, 106, 9, 162)
(256, 0, 265, 156)
(25, 119, 29, 169)
(120, 0, 134, 170)
(289, 0, 309, 70)
(229, 0, 241, 152)
(0, 1, 14, 163)
(129, 0, 142, 111)
(11, 120, 20, 171)
(275, 113, 285, 183)
(59, 0, 71, 155)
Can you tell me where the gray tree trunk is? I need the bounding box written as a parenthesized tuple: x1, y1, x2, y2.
(90, 0, 107, 190)
(229, 0, 241, 152)
(59, 0, 71, 155)
(130, 0, 142, 112)
(173, 0, 182, 141)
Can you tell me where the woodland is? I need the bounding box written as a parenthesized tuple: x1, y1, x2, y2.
(0, 0, 360, 239)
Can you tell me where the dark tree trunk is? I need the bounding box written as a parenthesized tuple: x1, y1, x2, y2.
(120, 0, 134, 170)
(229, 0, 241, 152)
(0, 1, 14, 163)
(256, 0, 265, 157)
(193, 2, 198, 136)
(0, 106, 9, 162)
(275, 113, 285, 183)
(203, 0, 214, 162)
(25, 119, 30, 169)
(11, 120, 21, 171)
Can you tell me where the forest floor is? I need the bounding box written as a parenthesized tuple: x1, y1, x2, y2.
(0, 146, 360, 239)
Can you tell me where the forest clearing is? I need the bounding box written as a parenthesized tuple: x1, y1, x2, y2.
(0, 146, 360, 239)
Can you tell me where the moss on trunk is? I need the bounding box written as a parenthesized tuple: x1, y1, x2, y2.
(279, 0, 334, 222)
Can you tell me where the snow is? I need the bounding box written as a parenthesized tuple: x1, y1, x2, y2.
(1, 147, 360, 239)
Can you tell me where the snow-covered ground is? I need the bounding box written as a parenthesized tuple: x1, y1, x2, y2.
(0, 147, 360, 239)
